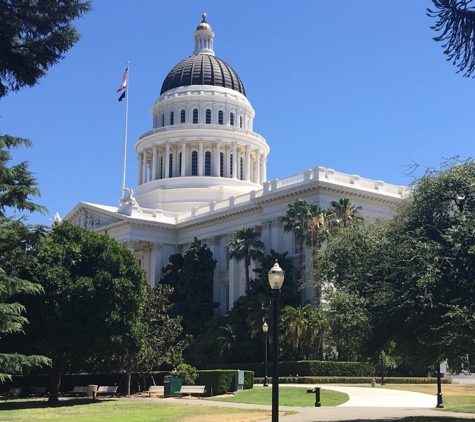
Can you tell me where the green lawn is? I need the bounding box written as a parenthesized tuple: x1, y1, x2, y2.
(207, 386, 348, 407)
(0, 400, 269, 422)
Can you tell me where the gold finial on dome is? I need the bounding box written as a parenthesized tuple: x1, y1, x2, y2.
(196, 13, 211, 30)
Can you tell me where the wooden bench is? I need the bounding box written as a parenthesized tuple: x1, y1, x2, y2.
(70, 386, 88, 396)
(96, 386, 118, 397)
(4, 387, 22, 400)
(179, 385, 206, 398)
(28, 386, 47, 397)
(148, 385, 164, 397)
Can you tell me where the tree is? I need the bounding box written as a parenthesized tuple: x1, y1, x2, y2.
(161, 237, 217, 337)
(329, 198, 364, 230)
(0, 0, 91, 98)
(229, 226, 264, 293)
(12, 222, 147, 402)
(428, 0, 475, 77)
(0, 136, 49, 382)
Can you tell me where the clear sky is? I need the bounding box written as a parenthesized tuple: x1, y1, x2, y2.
(2, 1, 474, 226)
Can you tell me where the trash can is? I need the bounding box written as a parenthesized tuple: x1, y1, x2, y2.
(235, 370, 244, 391)
(87, 385, 98, 399)
(164, 375, 182, 397)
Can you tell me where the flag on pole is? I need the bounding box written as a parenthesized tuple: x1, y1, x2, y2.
(116, 67, 128, 92)
(118, 91, 126, 102)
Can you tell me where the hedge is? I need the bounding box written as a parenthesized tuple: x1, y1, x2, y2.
(207, 360, 374, 377)
(254, 376, 450, 385)
(198, 370, 254, 396)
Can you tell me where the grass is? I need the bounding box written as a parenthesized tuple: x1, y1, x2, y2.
(0, 399, 270, 422)
(207, 386, 348, 407)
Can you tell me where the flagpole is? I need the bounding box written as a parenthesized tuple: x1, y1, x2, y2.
(122, 61, 130, 193)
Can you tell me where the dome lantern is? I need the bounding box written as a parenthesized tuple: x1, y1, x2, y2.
(193, 13, 215, 55)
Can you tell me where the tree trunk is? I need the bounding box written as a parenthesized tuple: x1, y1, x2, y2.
(126, 366, 132, 396)
(48, 352, 68, 404)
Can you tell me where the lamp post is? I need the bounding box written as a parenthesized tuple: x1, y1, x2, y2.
(263, 322, 269, 387)
(268, 260, 285, 422)
(436, 364, 444, 408)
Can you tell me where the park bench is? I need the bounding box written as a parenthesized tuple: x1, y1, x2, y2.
(28, 386, 47, 397)
(70, 386, 88, 396)
(96, 386, 118, 397)
(179, 385, 206, 398)
(3, 387, 22, 400)
(147, 385, 164, 397)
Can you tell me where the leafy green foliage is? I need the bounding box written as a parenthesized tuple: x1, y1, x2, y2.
(172, 363, 198, 385)
(0, 0, 91, 97)
(12, 221, 147, 401)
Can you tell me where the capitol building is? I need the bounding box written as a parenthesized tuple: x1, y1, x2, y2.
(65, 15, 407, 314)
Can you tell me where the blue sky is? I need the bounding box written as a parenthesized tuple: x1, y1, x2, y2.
(2, 1, 474, 226)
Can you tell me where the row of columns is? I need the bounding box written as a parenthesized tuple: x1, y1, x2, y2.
(137, 140, 266, 185)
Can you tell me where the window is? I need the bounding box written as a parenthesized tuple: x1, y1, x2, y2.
(206, 109, 211, 124)
(191, 151, 198, 175)
(218, 110, 223, 125)
(159, 156, 163, 179)
(193, 108, 198, 123)
(169, 153, 173, 178)
(179, 152, 182, 175)
(205, 151, 211, 176)
(170, 111, 174, 125)
(220, 152, 224, 177)
(229, 154, 233, 177)
(240, 157, 244, 180)
(239, 116, 243, 128)
(162, 114, 165, 127)
(230, 112, 234, 126)
(181, 109, 186, 123)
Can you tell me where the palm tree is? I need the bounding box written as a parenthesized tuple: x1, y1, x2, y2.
(229, 226, 264, 293)
(329, 198, 364, 230)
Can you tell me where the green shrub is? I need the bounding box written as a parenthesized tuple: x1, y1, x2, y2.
(254, 376, 450, 385)
(172, 364, 198, 385)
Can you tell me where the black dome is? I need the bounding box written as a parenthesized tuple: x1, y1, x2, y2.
(160, 54, 246, 96)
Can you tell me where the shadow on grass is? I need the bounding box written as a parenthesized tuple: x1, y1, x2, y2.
(0, 397, 113, 411)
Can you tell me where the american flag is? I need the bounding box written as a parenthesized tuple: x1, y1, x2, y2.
(116, 67, 128, 92)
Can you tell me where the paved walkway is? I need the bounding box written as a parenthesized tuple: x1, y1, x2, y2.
(132, 384, 475, 421)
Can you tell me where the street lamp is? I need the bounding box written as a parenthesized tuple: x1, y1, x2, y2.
(436, 364, 444, 408)
(263, 322, 269, 387)
(268, 260, 285, 422)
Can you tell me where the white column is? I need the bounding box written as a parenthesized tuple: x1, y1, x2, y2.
(261, 156, 267, 183)
(181, 140, 186, 177)
(151, 147, 157, 181)
(164, 142, 170, 179)
(245, 145, 251, 181)
(232, 143, 237, 179)
(215, 140, 221, 176)
(138, 153, 143, 185)
(198, 139, 204, 176)
(256, 151, 261, 185)
(141, 150, 147, 184)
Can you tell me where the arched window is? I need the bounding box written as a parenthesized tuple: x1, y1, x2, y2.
(240, 157, 244, 180)
(179, 152, 182, 175)
(159, 156, 164, 179)
(170, 111, 174, 126)
(229, 153, 233, 178)
(193, 108, 198, 124)
(230, 112, 234, 126)
(205, 151, 211, 176)
(206, 109, 211, 124)
(191, 151, 198, 175)
(239, 116, 243, 128)
(181, 109, 186, 123)
(220, 152, 224, 177)
(169, 153, 173, 178)
(162, 114, 165, 127)
(218, 110, 223, 125)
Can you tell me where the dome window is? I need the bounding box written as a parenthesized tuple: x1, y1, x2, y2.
(206, 109, 211, 124)
(230, 113, 234, 126)
(193, 109, 199, 124)
(191, 151, 198, 175)
(218, 110, 224, 125)
(229, 153, 233, 178)
(205, 151, 211, 176)
(162, 114, 165, 127)
(240, 157, 244, 180)
(169, 153, 173, 178)
(170, 111, 175, 126)
(239, 116, 243, 128)
(181, 110, 186, 123)
(179, 152, 182, 174)
(160, 156, 164, 179)
(220, 152, 224, 177)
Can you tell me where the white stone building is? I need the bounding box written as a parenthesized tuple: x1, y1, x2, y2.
(65, 14, 407, 314)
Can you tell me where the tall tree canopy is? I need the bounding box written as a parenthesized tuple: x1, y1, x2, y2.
(0, 137, 49, 382)
(10, 222, 147, 402)
(0, 0, 91, 98)
(428, 0, 475, 77)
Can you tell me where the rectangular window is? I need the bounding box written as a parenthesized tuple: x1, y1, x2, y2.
(193, 109, 198, 124)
